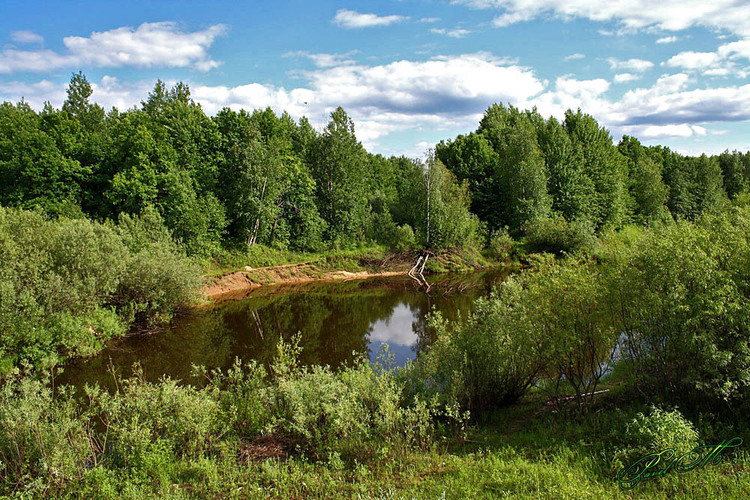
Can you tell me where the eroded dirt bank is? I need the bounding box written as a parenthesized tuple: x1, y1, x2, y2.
(202, 249, 493, 302)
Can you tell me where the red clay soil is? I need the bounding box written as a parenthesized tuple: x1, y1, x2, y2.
(203, 263, 409, 302)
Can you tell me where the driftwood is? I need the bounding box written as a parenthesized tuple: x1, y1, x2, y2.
(408, 252, 431, 291)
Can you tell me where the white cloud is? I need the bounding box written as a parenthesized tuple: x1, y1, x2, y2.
(0, 53, 542, 151)
(430, 28, 471, 38)
(420, 17, 441, 23)
(493, 11, 536, 27)
(10, 30, 44, 44)
(631, 124, 705, 139)
(4, 52, 750, 153)
(332, 9, 408, 28)
(665, 51, 720, 70)
(614, 73, 640, 83)
(564, 53, 585, 61)
(656, 36, 679, 44)
(607, 58, 654, 72)
(666, 39, 750, 78)
(0, 22, 225, 73)
(283, 51, 357, 68)
(453, 0, 750, 37)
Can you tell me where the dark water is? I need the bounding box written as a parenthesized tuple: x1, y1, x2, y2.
(60, 270, 509, 389)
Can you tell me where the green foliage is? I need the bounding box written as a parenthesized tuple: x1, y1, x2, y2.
(308, 107, 369, 246)
(625, 406, 699, 454)
(487, 227, 517, 261)
(0, 375, 91, 497)
(420, 155, 480, 249)
(618, 135, 670, 223)
(115, 207, 201, 326)
(523, 215, 597, 255)
(604, 207, 750, 410)
(0, 206, 199, 373)
(419, 291, 543, 412)
(612, 406, 700, 471)
(419, 256, 616, 412)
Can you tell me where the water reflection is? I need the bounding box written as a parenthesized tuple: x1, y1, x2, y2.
(60, 270, 509, 390)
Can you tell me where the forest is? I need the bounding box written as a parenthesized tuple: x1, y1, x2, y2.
(1, 74, 750, 498)
(3, 73, 748, 259)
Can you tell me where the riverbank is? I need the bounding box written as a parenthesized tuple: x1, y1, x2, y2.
(203, 247, 499, 301)
(5, 348, 748, 499)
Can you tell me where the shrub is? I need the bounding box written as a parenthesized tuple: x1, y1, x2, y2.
(523, 215, 597, 255)
(0, 205, 201, 373)
(487, 227, 516, 261)
(605, 208, 750, 410)
(0, 375, 91, 497)
(47, 218, 128, 313)
(418, 256, 616, 412)
(388, 224, 416, 252)
(116, 242, 200, 326)
(613, 406, 699, 470)
(115, 207, 201, 326)
(417, 283, 546, 412)
(267, 338, 438, 456)
(91, 369, 226, 461)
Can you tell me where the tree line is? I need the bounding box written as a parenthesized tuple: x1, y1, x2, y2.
(0, 74, 476, 257)
(436, 103, 750, 236)
(1, 73, 749, 258)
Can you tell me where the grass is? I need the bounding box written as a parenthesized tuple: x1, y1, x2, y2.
(201, 245, 390, 277)
(64, 397, 750, 499)
(15, 365, 744, 500)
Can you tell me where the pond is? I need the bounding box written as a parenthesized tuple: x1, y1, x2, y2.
(59, 269, 510, 389)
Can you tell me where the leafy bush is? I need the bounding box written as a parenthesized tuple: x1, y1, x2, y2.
(605, 208, 750, 410)
(116, 242, 200, 326)
(418, 282, 545, 412)
(612, 406, 699, 470)
(523, 215, 597, 255)
(487, 227, 517, 261)
(418, 256, 615, 412)
(91, 370, 226, 461)
(115, 209, 201, 326)
(0, 375, 91, 497)
(0, 206, 201, 373)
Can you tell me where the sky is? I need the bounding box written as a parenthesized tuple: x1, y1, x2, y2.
(1, 0, 749, 158)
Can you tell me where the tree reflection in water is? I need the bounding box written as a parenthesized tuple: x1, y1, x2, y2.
(60, 270, 510, 391)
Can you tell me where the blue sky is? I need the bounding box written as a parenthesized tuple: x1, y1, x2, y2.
(1, 0, 749, 157)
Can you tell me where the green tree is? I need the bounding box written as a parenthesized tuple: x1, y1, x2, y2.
(419, 152, 479, 249)
(618, 136, 669, 223)
(0, 101, 87, 212)
(308, 107, 368, 246)
(564, 109, 628, 230)
(718, 150, 748, 199)
(536, 116, 594, 222)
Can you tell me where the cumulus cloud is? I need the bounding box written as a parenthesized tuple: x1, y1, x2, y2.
(614, 73, 640, 83)
(492, 10, 537, 27)
(564, 53, 585, 61)
(607, 58, 654, 72)
(453, 0, 750, 37)
(332, 9, 408, 28)
(656, 36, 679, 44)
(10, 30, 44, 44)
(629, 124, 707, 139)
(283, 51, 357, 68)
(665, 51, 720, 70)
(666, 39, 750, 78)
(3, 52, 750, 150)
(430, 28, 471, 38)
(0, 22, 225, 73)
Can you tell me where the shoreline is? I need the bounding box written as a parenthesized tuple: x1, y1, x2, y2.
(202, 248, 501, 302)
(203, 267, 410, 302)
